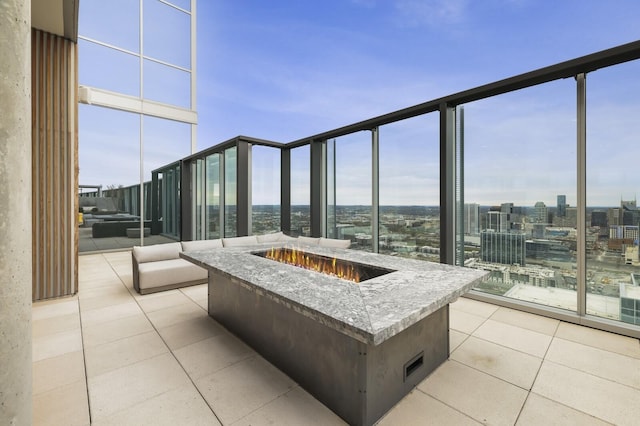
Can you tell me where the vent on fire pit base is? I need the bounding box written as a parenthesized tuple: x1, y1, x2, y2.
(252, 247, 395, 283)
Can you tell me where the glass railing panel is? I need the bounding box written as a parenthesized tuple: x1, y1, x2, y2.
(327, 132, 373, 251)
(379, 114, 439, 261)
(587, 60, 640, 324)
(290, 145, 310, 237)
(224, 146, 238, 237)
(459, 80, 577, 312)
(252, 145, 281, 235)
(205, 153, 221, 239)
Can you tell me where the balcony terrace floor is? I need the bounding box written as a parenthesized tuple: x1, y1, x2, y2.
(32, 250, 640, 425)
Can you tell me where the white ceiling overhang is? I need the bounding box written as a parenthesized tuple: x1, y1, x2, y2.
(31, 0, 78, 41)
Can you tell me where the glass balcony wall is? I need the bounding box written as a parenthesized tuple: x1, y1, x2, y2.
(458, 80, 578, 313)
(326, 132, 373, 251)
(587, 60, 640, 325)
(378, 115, 440, 261)
(205, 153, 222, 239)
(290, 145, 311, 237)
(251, 145, 281, 235)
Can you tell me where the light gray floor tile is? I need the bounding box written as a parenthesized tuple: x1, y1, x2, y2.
(145, 301, 207, 329)
(451, 297, 500, 318)
(490, 306, 560, 336)
(555, 322, 640, 359)
(516, 393, 612, 426)
(379, 389, 481, 426)
(137, 290, 192, 312)
(451, 336, 542, 390)
(158, 315, 227, 350)
(80, 301, 142, 326)
(33, 379, 90, 426)
(81, 311, 154, 347)
(32, 298, 79, 321)
(546, 337, 640, 390)
(33, 350, 86, 396)
(232, 386, 345, 426)
(449, 309, 486, 334)
(532, 360, 640, 425)
(449, 329, 469, 353)
(32, 312, 80, 338)
(88, 353, 192, 421)
(33, 329, 83, 362)
(85, 330, 169, 377)
(419, 360, 528, 426)
(91, 384, 220, 426)
(174, 332, 255, 379)
(472, 319, 552, 358)
(196, 355, 296, 424)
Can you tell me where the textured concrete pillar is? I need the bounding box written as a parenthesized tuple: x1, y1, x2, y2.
(0, 1, 32, 425)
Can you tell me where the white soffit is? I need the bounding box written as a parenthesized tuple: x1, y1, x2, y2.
(79, 85, 198, 124)
(31, 0, 78, 41)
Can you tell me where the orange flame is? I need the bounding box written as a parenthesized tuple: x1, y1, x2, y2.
(266, 247, 360, 283)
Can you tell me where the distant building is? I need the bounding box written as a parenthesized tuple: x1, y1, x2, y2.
(480, 230, 526, 266)
(608, 208, 621, 227)
(534, 201, 548, 224)
(526, 239, 572, 262)
(486, 211, 509, 232)
(620, 281, 640, 326)
(464, 203, 480, 236)
(591, 210, 608, 227)
(557, 195, 566, 217)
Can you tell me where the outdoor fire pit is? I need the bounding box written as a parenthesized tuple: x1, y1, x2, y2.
(181, 243, 488, 426)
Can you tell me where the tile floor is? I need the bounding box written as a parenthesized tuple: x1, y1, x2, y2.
(32, 251, 640, 425)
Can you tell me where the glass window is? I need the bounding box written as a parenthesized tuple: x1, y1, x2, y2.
(143, 59, 191, 108)
(143, 116, 191, 181)
(459, 80, 577, 312)
(160, 165, 180, 239)
(586, 60, 640, 323)
(79, 0, 139, 52)
(327, 132, 373, 251)
(224, 147, 237, 237)
(252, 146, 281, 235)
(79, 105, 140, 188)
(143, 0, 191, 69)
(206, 154, 221, 239)
(79, 40, 140, 96)
(290, 145, 310, 236)
(379, 114, 440, 261)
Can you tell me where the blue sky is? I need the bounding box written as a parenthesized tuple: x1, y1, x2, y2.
(79, 0, 640, 206)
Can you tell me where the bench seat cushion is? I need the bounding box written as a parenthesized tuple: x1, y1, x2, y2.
(181, 239, 223, 251)
(138, 258, 207, 290)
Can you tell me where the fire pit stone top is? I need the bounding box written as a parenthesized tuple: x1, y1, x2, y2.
(181, 243, 489, 345)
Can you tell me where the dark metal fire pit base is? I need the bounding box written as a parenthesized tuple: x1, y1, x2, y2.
(209, 270, 449, 426)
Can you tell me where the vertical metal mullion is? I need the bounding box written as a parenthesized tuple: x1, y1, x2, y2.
(281, 148, 291, 234)
(372, 128, 379, 253)
(440, 103, 456, 265)
(310, 140, 326, 237)
(577, 73, 587, 317)
(220, 152, 226, 237)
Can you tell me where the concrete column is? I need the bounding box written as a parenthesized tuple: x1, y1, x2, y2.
(0, 1, 32, 425)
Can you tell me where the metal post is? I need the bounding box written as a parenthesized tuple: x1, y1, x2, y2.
(281, 148, 291, 234)
(440, 103, 456, 265)
(576, 73, 587, 317)
(372, 128, 379, 253)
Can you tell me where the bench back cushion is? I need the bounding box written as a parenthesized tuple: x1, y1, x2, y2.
(181, 239, 223, 251)
(133, 242, 181, 263)
(319, 237, 351, 249)
(256, 231, 285, 243)
(222, 235, 259, 247)
(297, 236, 320, 246)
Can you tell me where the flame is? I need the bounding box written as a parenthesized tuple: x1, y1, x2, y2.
(266, 246, 360, 283)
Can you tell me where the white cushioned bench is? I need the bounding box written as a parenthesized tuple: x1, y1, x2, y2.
(132, 232, 350, 294)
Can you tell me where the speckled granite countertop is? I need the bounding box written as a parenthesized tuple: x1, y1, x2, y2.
(181, 244, 489, 346)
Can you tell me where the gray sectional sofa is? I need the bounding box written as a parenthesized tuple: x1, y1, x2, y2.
(131, 232, 350, 294)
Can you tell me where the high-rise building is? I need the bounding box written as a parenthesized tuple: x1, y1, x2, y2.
(486, 211, 509, 232)
(464, 203, 480, 236)
(534, 201, 548, 224)
(480, 230, 526, 266)
(557, 195, 567, 217)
